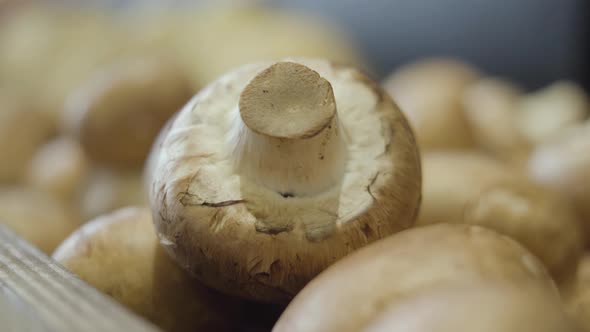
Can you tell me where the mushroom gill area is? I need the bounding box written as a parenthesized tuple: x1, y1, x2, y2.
(166, 59, 392, 241)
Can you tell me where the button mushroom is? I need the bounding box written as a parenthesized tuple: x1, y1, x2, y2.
(529, 122, 590, 237)
(383, 57, 478, 150)
(462, 77, 531, 166)
(561, 253, 590, 332)
(63, 57, 194, 170)
(27, 137, 89, 202)
(419, 152, 583, 277)
(273, 223, 576, 332)
(148, 59, 421, 303)
(0, 90, 53, 183)
(53, 206, 245, 332)
(517, 81, 589, 145)
(0, 187, 79, 254)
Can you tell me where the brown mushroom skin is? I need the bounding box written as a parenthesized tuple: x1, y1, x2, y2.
(419, 151, 584, 278)
(562, 254, 590, 332)
(149, 59, 421, 303)
(0, 187, 79, 254)
(383, 58, 478, 150)
(63, 58, 194, 170)
(0, 91, 53, 183)
(52, 207, 244, 332)
(27, 137, 89, 202)
(273, 224, 564, 332)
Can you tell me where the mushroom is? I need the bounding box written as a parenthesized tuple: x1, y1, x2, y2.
(517, 81, 589, 145)
(418, 151, 583, 277)
(63, 57, 194, 170)
(149, 59, 421, 303)
(0, 90, 53, 183)
(561, 253, 590, 332)
(462, 77, 531, 166)
(528, 122, 590, 237)
(382, 57, 479, 150)
(80, 168, 146, 221)
(27, 137, 89, 202)
(52, 206, 245, 332)
(273, 223, 575, 332)
(0, 187, 79, 254)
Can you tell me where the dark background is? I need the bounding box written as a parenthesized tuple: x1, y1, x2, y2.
(268, 0, 589, 90)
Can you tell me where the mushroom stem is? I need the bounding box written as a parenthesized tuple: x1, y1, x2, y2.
(230, 62, 348, 197)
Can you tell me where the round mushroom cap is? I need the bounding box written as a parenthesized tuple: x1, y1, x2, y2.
(64, 57, 194, 170)
(273, 223, 558, 332)
(0, 187, 79, 254)
(383, 57, 478, 150)
(149, 58, 421, 303)
(27, 137, 89, 202)
(419, 151, 584, 277)
(517, 81, 589, 145)
(462, 77, 531, 166)
(364, 282, 579, 332)
(0, 91, 53, 183)
(529, 122, 590, 234)
(562, 254, 590, 332)
(52, 207, 243, 332)
(80, 168, 146, 222)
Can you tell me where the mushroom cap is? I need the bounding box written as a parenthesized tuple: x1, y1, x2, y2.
(363, 282, 579, 332)
(562, 254, 590, 331)
(273, 223, 559, 332)
(419, 152, 584, 276)
(529, 122, 590, 230)
(80, 168, 146, 222)
(52, 206, 243, 332)
(64, 58, 194, 170)
(27, 137, 89, 202)
(462, 77, 531, 166)
(0, 91, 53, 183)
(383, 57, 478, 150)
(517, 81, 589, 145)
(0, 187, 79, 254)
(149, 58, 421, 303)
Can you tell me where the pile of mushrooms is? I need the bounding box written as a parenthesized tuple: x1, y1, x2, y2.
(1, 5, 589, 328)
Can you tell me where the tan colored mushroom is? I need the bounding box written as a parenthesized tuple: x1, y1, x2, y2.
(273, 223, 575, 332)
(561, 253, 590, 332)
(418, 152, 583, 277)
(383, 57, 478, 150)
(0, 90, 53, 183)
(462, 77, 531, 166)
(26, 137, 89, 202)
(80, 168, 146, 222)
(149, 59, 421, 303)
(517, 81, 589, 145)
(63, 57, 194, 170)
(52, 206, 245, 332)
(0, 187, 79, 254)
(529, 122, 590, 237)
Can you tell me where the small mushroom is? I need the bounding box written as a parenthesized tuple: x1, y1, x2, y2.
(63, 57, 194, 170)
(273, 223, 572, 332)
(383, 57, 479, 150)
(517, 81, 589, 145)
(462, 77, 531, 166)
(561, 253, 590, 332)
(0, 90, 53, 183)
(0, 187, 79, 254)
(52, 207, 245, 332)
(80, 168, 146, 222)
(528, 122, 590, 236)
(419, 152, 583, 277)
(26, 137, 89, 202)
(149, 59, 421, 303)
